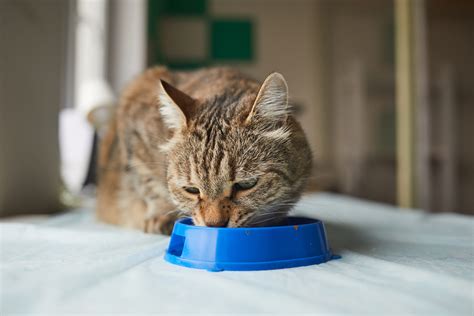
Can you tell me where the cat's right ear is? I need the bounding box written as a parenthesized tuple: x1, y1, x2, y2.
(244, 72, 290, 125)
(158, 80, 196, 130)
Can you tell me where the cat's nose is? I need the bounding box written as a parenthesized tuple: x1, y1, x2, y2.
(200, 200, 230, 227)
(203, 215, 229, 227)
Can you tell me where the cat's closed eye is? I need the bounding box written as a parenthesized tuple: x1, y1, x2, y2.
(184, 186, 200, 195)
(234, 178, 258, 191)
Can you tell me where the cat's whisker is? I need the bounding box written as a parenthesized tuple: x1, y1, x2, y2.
(247, 216, 286, 227)
(234, 212, 254, 227)
(239, 204, 290, 226)
(246, 199, 330, 222)
(252, 211, 289, 219)
(252, 211, 289, 218)
(247, 215, 288, 225)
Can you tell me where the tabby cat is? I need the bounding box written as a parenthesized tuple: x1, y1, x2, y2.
(96, 67, 312, 234)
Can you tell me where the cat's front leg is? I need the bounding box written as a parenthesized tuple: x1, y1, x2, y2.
(143, 198, 178, 235)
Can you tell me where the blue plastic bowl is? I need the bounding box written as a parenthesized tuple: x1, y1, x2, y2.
(164, 216, 338, 271)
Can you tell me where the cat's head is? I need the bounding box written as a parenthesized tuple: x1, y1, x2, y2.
(159, 72, 312, 227)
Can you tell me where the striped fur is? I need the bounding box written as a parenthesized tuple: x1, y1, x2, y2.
(96, 66, 312, 234)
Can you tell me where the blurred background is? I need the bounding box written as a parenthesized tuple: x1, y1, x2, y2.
(0, 0, 473, 217)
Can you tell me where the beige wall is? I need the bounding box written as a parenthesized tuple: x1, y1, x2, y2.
(0, 0, 69, 216)
(428, 3, 474, 213)
(324, 1, 396, 202)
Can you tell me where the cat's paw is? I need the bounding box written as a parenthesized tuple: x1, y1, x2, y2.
(144, 213, 177, 235)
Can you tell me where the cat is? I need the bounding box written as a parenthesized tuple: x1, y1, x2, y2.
(96, 66, 312, 235)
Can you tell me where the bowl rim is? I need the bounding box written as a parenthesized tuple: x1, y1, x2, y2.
(174, 216, 321, 232)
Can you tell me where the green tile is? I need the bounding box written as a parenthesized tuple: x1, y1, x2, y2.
(163, 0, 207, 15)
(147, 0, 166, 65)
(211, 19, 253, 61)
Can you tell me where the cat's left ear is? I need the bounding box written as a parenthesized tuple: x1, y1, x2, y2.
(158, 79, 196, 130)
(245, 72, 290, 124)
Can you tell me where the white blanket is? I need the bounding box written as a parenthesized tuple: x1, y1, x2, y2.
(1, 193, 473, 315)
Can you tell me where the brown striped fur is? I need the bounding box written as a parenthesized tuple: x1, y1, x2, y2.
(97, 66, 312, 234)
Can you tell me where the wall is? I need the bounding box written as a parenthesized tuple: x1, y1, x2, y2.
(428, 0, 474, 213)
(0, 0, 70, 216)
(324, 0, 397, 203)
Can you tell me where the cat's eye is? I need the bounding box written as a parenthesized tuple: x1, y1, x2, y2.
(184, 186, 200, 195)
(234, 178, 258, 191)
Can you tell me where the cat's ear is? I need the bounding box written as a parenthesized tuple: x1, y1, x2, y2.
(245, 72, 289, 124)
(158, 79, 196, 130)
